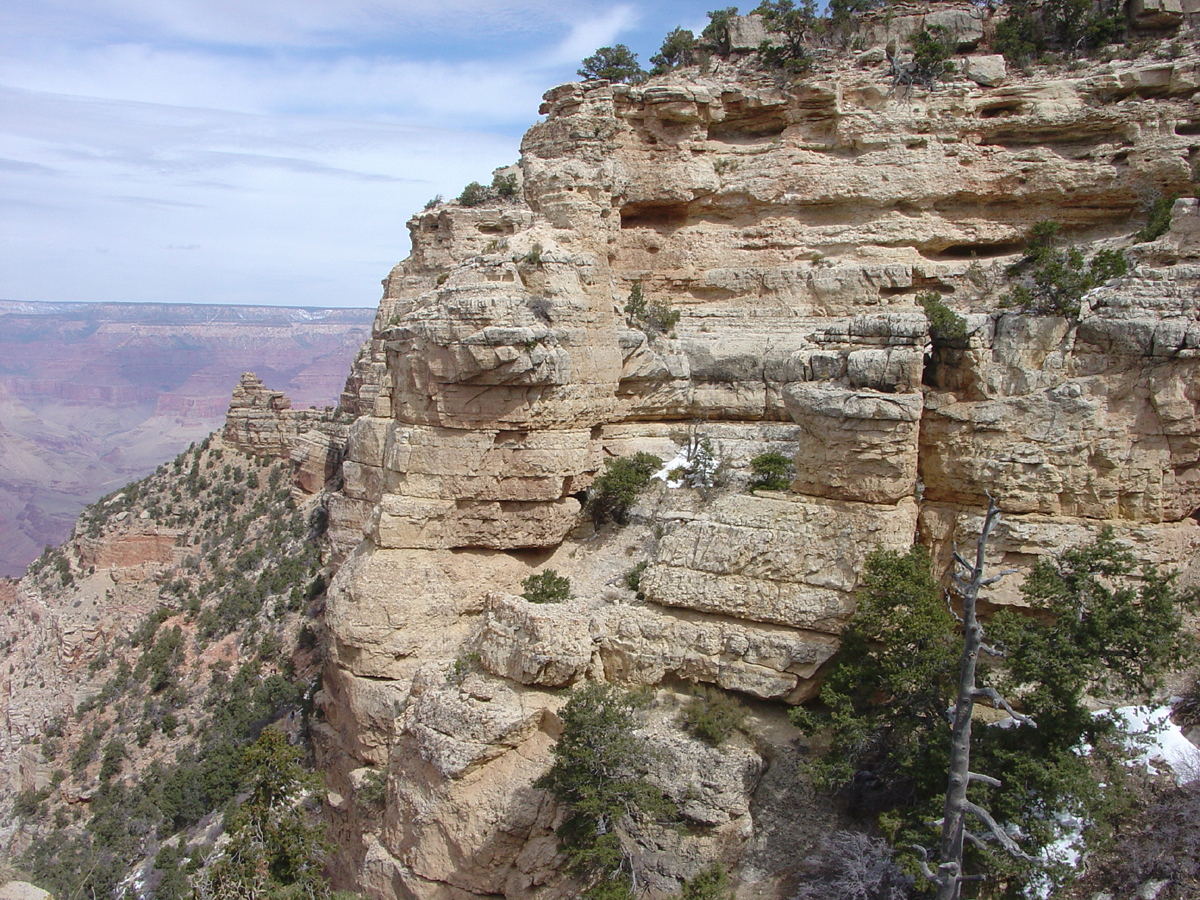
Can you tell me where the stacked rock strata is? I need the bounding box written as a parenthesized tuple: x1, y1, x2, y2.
(299, 21, 1200, 899)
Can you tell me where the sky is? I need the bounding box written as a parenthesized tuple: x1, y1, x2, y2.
(0, 1, 713, 309)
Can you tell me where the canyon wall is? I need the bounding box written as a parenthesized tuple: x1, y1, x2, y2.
(0, 301, 373, 577)
(313, 13, 1200, 899)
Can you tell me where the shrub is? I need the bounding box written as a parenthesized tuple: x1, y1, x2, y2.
(994, 0, 1124, 63)
(748, 451, 794, 492)
(907, 26, 955, 90)
(670, 436, 720, 489)
(678, 864, 734, 900)
(681, 685, 748, 747)
(535, 683, 674, 899)
(651, 28, 698, 75)
(492, 172, 519, 198)
(457, 181, 489, 207)
(578, 45, 647, 83)
(521, 569, 571, 604)
(624, 562, 648, 598)
(754, 0, 817, 76)
(587, 453, 663, 526)
(424, 194, 443, 210)
(916, 290, 967, 345)
(357, 768, 387, 809)
(1002, 221, 1128, 317)
(701, 8, 739, 57)
(1137, 192, 1179, 243)
(625, 282, 681, 335)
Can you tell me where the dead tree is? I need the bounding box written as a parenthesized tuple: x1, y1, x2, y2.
(916, 497, 1036, 900)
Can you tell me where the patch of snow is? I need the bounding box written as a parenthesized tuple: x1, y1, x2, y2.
(1100, 705, 1200, 785)
(652, 450, 689, 488)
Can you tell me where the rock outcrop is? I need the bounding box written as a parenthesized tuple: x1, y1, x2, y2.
(312, 16, 1200, 900)
(224, 372, 351, 496)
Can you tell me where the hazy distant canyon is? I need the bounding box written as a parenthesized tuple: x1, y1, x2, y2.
(0, 300, 373, 577)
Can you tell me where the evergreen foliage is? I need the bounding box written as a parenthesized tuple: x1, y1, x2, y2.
(651, 28, 698, 74)
(195, 728, 330, 900)
(1137, 192, 1179, 243)
(747, 451, 794, 492)
(676, 864, 734, 900)
(680, 685, 748, 747)
(578, 45, 647, 83)
(624, 281, 681, 336)
(587, 452, 662, 526)
(907, 26, 955, 90)
(994, 0, 1125, 63)
(521, 569, 572, 604)
(1002, 221, 1127, 317)
(536, 683, 674, 900)
(753, 0, 817, 75)
(792, 532, 1196, 893)
(700, 8, 740, 57)
(916, 291, 967, 345)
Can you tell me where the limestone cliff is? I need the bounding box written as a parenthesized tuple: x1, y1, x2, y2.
(314, 12, 1200, 899)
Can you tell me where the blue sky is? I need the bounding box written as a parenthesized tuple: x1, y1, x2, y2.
(0, 1, 713, 308)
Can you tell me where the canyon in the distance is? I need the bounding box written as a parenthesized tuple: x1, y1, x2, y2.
(0, 300, 374, 577)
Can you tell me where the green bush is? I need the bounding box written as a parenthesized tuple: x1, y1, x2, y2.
(676, 864, 734, 900)
(917, 290, 968, 345)
(681, 685, 748, 747)
(1137, 193, 1179, 243)
(357, 768, 387, 809)
(908, 25, 955, 89)
(701, 8, 739, 57)
(625, 282, 681, 335)
(624, 561, 648, 598)
(754, 0, 817, 75)
(492, 172, 519, 198)
(536, 683, 674, 900)
(747, 451, 794, 492)
(994, 0, 1125, 63)
(651, 27, 698, 74)
(521, 569, 571, 604)
(1002, 221, 1128, 317)
(457, 181, 489, 207)
(578, 45, 647, 83)
(587, 452, 663, 526)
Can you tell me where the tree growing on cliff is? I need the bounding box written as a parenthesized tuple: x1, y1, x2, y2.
(578, 45, 647, 83)
(701, 8, 740, 57)
(1001, 220, 1127, 317)
(651, 28, 698, 74)
(793, 511, 1196, 896)
(195, 728, 331, 900)
(754, 0, 817, 75)
(536, 683, 675, 899)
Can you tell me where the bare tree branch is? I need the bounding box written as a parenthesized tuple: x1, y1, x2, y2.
(968, 772, 1002, 788)
(971, 686, 1036, 728)
(966, 801, 1035, 862)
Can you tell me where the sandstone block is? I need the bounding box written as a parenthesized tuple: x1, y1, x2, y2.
(965, 54, 1007, 87)
(374, 495, 581, 550)
(785, 383, 922, 503)
(1131, 0, 1185, 27)
(640, 494, 919, 630)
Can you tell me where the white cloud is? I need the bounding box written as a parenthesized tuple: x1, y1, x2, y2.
(0, 0, 705, 308)
(542, 5, 641, 68)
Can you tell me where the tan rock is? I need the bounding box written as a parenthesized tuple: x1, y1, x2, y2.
(785, 384, 922, 504)
(965, 54, 1007, 87)
(641, 494, 919, 630)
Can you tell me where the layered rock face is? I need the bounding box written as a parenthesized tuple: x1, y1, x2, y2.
(224, 372, 351, 496)
(315, 18, 1200, 899)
